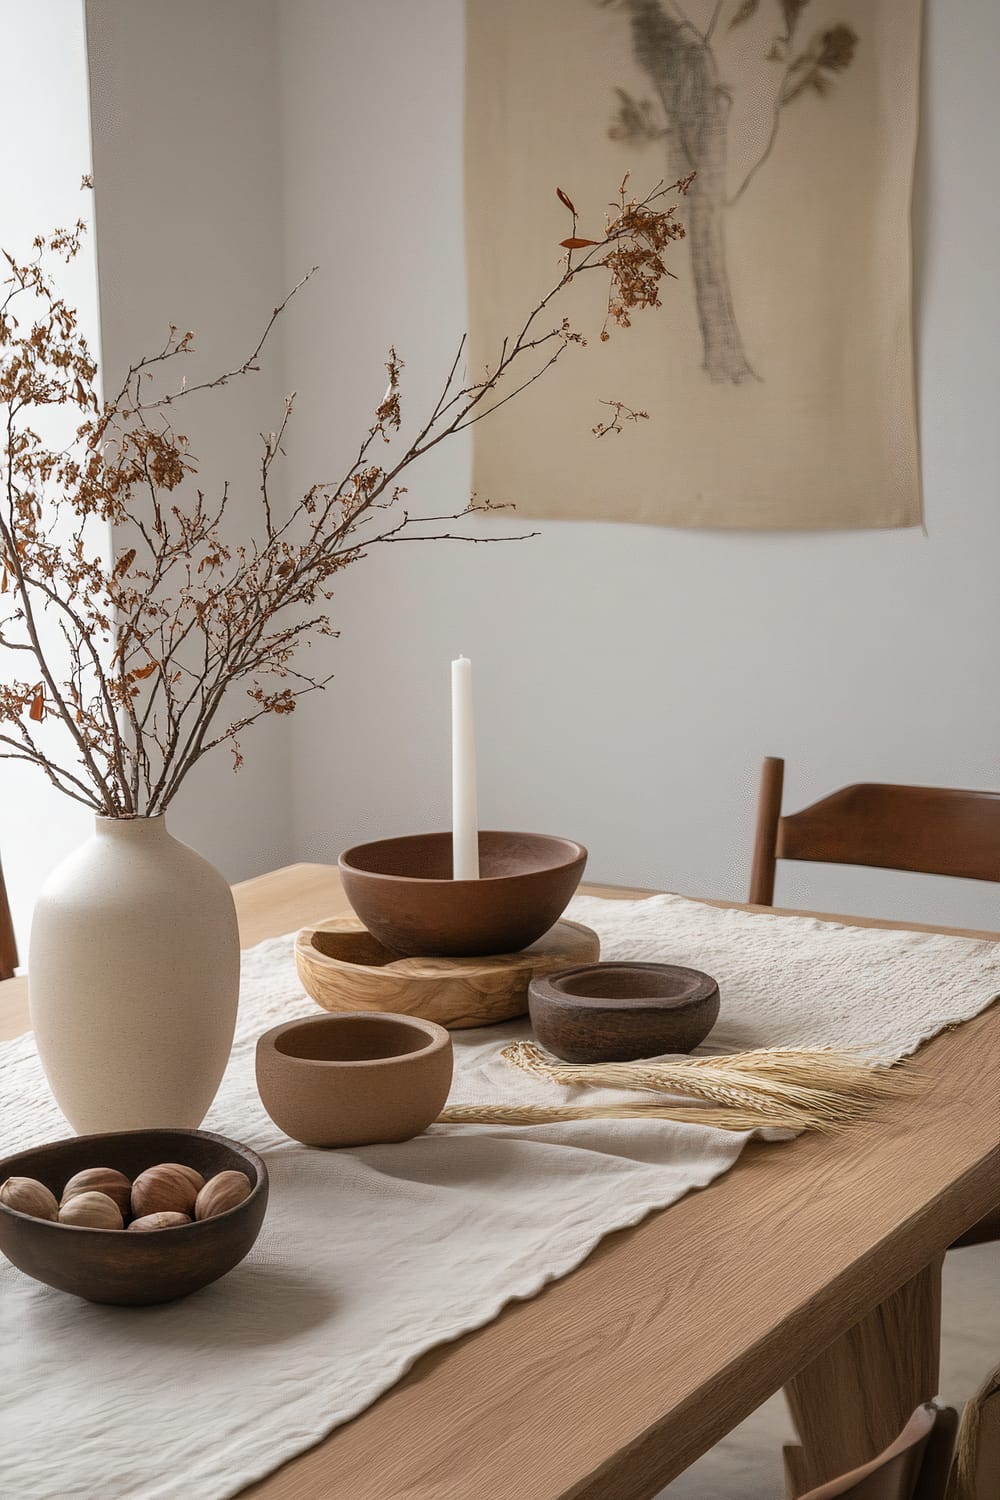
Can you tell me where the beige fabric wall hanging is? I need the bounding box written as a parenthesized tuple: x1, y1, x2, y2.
(465, 0, 923, 530)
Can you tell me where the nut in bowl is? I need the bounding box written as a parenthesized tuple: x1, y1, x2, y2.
(0, 1128, 268, 1305)
(256, 1011, 454, 1148)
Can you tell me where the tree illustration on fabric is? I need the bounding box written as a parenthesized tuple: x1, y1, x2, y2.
(604, 1, 858, 383)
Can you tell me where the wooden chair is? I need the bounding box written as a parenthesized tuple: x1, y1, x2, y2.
(749, 757, 1000, 1240)
(950, 1364, 1000, 1500)
(797, 1403, 958, 1500)
(0, 854, 16, 981)
(749, 757, 1000, 908)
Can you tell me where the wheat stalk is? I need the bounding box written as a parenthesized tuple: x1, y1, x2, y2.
(434, 1042, 915, 1133)
(438, 1101, 799, 1131)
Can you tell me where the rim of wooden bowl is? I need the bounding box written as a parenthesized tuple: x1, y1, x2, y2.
(339, 830, 587, 886)
(0, 1127, 267, 1236)
(531, 961, 720, 1012)
(257, 1011, 451, 1069)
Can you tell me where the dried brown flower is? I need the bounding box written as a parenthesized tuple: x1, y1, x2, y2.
(1, 181, 686, 815)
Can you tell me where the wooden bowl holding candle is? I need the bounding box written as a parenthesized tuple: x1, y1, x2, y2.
(338, 831, 587, 957)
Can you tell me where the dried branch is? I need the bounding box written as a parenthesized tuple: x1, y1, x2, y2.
(0, 180, 687, 816)
(592, 399, 650, 437)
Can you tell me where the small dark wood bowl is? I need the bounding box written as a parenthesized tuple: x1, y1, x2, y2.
(0, 1128, 268, 1305)
(528, 962, 721, 1064)
(339, 830, 587, 957)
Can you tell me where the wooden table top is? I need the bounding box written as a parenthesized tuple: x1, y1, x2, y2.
(2, 864, 998, 1500)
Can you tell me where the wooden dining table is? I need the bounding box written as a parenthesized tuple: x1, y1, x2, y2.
(1, 863, 997, 1500)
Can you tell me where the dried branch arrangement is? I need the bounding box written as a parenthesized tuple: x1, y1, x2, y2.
(0, 177, 688, 816)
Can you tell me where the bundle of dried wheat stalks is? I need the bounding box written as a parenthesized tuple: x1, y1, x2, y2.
(438, 1041, 915, 1132)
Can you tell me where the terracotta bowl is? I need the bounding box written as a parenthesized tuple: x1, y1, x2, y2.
(0, 1128, 268, 1306)
(256, 1012, 454, 1148)
(338, 830, 587, 957)
(528, 962, 721, 1064)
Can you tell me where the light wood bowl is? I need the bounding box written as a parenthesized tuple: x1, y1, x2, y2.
(295, 916, 600, 1029)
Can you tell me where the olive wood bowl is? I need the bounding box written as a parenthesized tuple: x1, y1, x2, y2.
(0, 1127, 268, 1305)
(256, 1011, 454, 1148)
(528, 962, 721, 1064)
(339, 831, 587, 958)
(295, 915, 600, 1028)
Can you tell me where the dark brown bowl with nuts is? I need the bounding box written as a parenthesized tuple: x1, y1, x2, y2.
(0, 1127, 268, 1305)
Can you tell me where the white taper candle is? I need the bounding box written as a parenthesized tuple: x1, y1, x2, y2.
(451, 655, 480, 880)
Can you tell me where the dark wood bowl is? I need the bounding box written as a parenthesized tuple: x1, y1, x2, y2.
(0, 1128, 268, 1305)
(528, 962, 721, 1064)
(338, 830, 587, 957)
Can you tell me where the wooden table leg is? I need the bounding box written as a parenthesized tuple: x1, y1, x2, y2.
(781, 1256, 943, 1497)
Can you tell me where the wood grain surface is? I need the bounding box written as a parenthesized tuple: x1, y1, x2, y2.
(3, 865, 998, 1500)
(783, 1256, 944, 1494)
(295, 915, 600, 1028)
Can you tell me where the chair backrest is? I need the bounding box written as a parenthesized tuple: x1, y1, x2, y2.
(797, 1403, 957, 1500)
(0, 855, 17, 981)
(749, 757, 1000, 907)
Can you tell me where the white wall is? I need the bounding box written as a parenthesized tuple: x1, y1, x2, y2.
(0, 0, 100, 956)
(6, 0, 996, 946)
(85, 0, 295, 882)
(277, 0, 1000, 932)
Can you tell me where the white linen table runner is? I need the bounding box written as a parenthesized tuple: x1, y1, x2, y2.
(1, 892, 997, 1499)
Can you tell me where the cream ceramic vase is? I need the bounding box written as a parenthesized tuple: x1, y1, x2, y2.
(28, 815, 240, 1133)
